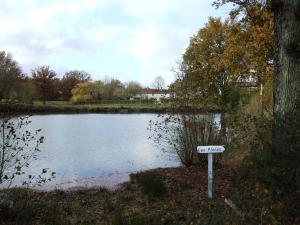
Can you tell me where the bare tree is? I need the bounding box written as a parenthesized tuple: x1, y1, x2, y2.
(152, 76, 165, 90)
(0, 115, 55, 187)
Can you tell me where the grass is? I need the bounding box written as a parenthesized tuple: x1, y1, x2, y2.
(1, 100, 220, 114)
(32, 100, 163, 109)
(0, 100, 168, 114)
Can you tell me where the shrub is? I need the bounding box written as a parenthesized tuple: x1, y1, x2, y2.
(103, 195, 114, 213)
(251, 112, 300, 208)
(110, 209, 127, 225)
(134, 172, 166, 197)
(0, 114, 55, 188)
(229, 110, 300, 223)
(149, 113, 222, 166)
(226, 93, 273, 162)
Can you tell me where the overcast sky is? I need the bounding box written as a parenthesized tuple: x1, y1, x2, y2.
(0, 0, 232, 86)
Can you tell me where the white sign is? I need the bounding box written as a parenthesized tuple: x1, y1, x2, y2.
(197, 145, 225, 154)
(196, 145, 225, 199)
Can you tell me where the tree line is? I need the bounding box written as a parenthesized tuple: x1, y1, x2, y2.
(0, 53, 167, 104)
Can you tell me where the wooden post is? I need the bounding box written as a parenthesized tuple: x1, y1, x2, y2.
(208, 153, 213, 198)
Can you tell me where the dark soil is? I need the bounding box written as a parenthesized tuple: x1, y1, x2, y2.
(0, 164, 241, 225)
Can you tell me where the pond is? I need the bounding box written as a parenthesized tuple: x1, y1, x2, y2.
(6, 114, 180, 190)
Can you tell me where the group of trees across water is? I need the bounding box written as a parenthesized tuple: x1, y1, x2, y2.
(0, 54, 168, 104)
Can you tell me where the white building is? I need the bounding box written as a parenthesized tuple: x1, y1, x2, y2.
(131, 88, 172, 102)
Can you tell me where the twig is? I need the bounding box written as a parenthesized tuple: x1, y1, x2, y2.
(224, 198, 244, 218)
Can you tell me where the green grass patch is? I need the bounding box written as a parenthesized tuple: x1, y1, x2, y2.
(32, 100, 162, 109)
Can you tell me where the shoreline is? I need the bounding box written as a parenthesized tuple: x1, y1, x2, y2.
(32, 171, 133, 192)
(0, 103, 220, 114)
(0, 164, 240, 224)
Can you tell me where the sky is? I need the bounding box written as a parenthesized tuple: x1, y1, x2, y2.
(0, 0, 233, 87)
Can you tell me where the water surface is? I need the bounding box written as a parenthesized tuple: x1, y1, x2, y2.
(20, 114, 179, 190)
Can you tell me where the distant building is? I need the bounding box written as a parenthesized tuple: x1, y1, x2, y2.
(233, 76, 259, 93)
(131, 88, 172, 102)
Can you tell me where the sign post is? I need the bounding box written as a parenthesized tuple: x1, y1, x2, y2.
(207, 153, 213, 198)
(197, 145, 225, 199)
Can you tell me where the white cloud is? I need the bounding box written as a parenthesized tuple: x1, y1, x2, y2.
(0, 0, 231, 84)
(83, 25, 128, 44)
(115, 0, 211, 20)
(126, 23, 191, 72)
(0, 17, 23, 35)
(84, 0, 107, 10)
(117, 0, 173, 18)
(45, 39, 64, 49)
(2, 0, 19, 8)
(127, 26, 161, 63)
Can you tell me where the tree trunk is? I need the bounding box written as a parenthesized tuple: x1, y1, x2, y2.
(272, 0, 300, 191)
(272, 0, 300, 139)
(220, 111, 227, 143)
(273, 0, 300, 117)
(43, 85, 46, 105)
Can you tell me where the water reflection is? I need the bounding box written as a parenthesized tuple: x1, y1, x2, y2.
(19, 114, 179, 190)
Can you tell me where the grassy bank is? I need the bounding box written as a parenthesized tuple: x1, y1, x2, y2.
(0, 101, 220, 114)
(0, 102, 167, 114)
